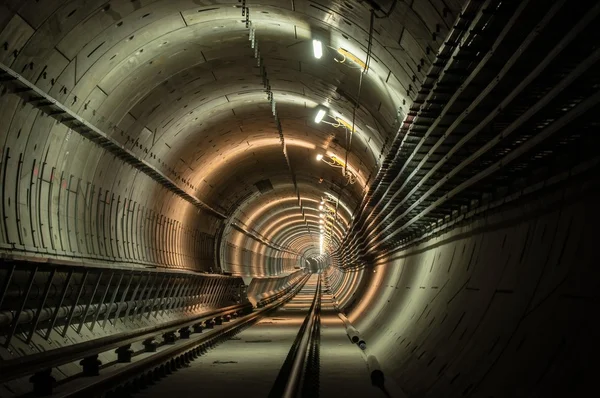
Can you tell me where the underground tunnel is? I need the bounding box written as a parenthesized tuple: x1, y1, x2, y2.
(0, 0, 598, 396)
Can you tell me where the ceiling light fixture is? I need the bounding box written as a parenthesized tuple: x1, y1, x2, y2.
(313, 39, 323, 59)
(314, 108, 326, 123)
(316, 153, 324, 161)
(313, 105, 356, 133)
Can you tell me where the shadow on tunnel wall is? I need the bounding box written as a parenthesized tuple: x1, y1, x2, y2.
(338, 171, 599, 397)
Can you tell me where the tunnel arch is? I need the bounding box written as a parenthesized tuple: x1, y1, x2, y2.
(2, 0, 597, 397)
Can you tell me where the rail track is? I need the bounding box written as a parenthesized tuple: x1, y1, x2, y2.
(0, 270, 312, 397)
(2, 271, 383, 398)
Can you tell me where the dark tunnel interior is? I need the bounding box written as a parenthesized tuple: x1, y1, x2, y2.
(0, 0, 598, 397)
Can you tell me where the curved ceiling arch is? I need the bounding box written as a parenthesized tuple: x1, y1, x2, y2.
(0, 0, 456, 277)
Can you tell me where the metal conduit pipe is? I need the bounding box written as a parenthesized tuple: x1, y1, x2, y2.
(337, 308, 366, 349)
(367, 355, 385, 389)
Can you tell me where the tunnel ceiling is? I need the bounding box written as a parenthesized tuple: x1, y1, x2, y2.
(0, 0, 464, 275)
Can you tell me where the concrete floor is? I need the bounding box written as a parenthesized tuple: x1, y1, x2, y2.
(135, 276, 380, 397)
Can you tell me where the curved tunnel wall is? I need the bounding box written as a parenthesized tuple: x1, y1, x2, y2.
(324, 265, 365, 310)
(0, 1, 598, 396)
(346, 174, 599, 396)
(0, 2, 232, 270)
(223, 234, 298, 277)
(0, 0, 462, 276)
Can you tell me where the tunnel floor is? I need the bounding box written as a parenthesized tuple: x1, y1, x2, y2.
(134, 275, 382, 397)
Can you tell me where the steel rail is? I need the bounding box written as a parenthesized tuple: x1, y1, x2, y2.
(282, 276, 321, 398)
(55, 273, 310, 398)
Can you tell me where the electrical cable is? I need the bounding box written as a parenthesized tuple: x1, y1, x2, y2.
(329, 9, 376, 263)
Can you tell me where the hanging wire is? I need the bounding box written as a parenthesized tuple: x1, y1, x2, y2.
(330, 8, 376, 263)
(344, 9, 375, 176)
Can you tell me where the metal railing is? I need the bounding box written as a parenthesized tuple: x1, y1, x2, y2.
(0, 258, 245, 348)
(52, 273, 310, 398)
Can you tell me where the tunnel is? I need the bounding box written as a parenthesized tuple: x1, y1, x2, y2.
(0, 0, 598, 396)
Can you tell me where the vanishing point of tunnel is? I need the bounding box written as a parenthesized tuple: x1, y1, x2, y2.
(0, 0, 598, 397)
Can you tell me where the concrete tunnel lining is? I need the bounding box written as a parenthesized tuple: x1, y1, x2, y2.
(1, 0, 436, 272)
(1, 0, 599, 396)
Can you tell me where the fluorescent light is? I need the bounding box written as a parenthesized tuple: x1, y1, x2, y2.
(313, 39, 323, 59)
(319, 205, 323, 210)
(314, 108, 326, 123)
(316, 153, 324, 161)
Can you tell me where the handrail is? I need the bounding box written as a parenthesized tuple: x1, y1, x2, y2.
(282, 276, 321, 398)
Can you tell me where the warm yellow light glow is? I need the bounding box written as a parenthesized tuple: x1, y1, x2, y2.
(316, 153, 324, 161)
